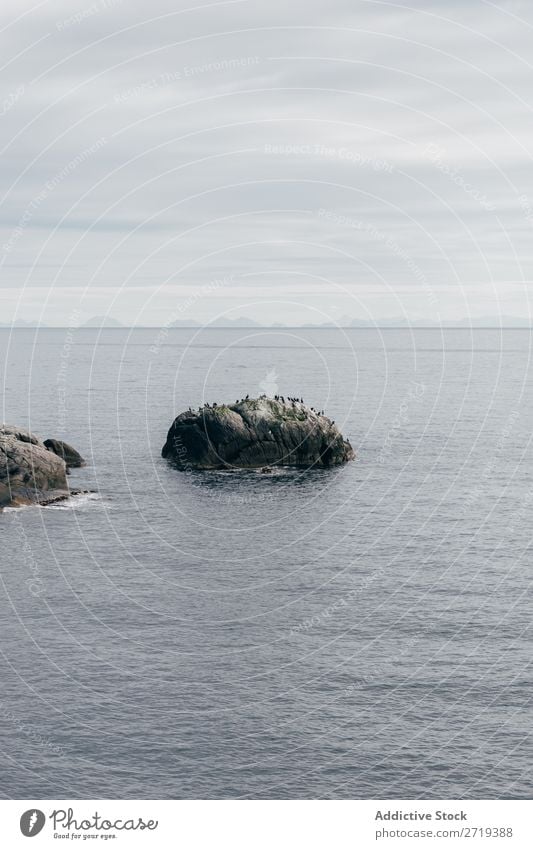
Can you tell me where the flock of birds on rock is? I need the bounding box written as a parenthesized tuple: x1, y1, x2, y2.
(273, 395, 302, 403)
(189, 394, 330, 420)
(273, 395, 327, 416)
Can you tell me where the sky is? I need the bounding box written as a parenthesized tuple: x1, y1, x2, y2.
(1, 0, 533, 326)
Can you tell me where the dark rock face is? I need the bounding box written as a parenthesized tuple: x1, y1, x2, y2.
(0, 426, 72, 508)
(162, 398, 355, 470)
(44, 438, 86, 469)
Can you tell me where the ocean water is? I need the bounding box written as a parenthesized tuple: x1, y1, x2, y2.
(0, 327, 531, 799)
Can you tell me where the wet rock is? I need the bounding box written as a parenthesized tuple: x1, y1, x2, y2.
(0, 426, 81, 508)
(44, 438, 86, 469)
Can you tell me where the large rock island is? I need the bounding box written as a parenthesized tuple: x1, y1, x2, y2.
(0, 426, 86, 509)
(162, 397, 355, 470)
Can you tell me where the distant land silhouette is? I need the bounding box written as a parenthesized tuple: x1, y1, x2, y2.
(2, 315, 533, 329)
(81, 316, 125, 328)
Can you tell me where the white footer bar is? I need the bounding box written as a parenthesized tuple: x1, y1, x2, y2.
(2, 799, 531, 848)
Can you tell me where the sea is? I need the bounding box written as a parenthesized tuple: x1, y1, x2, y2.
(0, 327, 531, 799)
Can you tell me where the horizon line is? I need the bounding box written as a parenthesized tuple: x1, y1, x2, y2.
(2, 324, 533, 330)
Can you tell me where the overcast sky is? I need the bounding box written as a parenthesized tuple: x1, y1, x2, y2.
(1, 0, 533, 325)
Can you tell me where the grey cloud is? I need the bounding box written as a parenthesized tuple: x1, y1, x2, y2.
(1, 0, 533, 324)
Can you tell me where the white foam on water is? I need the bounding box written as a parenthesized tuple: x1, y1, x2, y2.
(1, 492, 106, 513)
(44, 492, 103, 510)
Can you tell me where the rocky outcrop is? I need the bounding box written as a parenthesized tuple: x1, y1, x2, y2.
(0, 426, 80, 508)
(162, 397, 355, 470)
(44, 438, 86, 470)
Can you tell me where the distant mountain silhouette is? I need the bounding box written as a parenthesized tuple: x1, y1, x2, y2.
(151, 315, 533, 328)
(169, 316, 262, 328)
(82, 316, 124, 327)
(169, 318, 201, 327)
(3, 315, 533, 329)
(0, 319, 46, 328)
(209, 316, 262, 327)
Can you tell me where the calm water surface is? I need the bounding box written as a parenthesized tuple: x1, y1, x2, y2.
(0, 327, 531, 798)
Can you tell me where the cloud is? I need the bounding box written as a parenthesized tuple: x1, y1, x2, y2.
(1, 0, 533, 324)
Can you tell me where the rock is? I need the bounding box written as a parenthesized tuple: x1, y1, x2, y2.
(162, 397, 355, 470)
(1, 425, 72, 508)
(44, 438, 86, 469)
